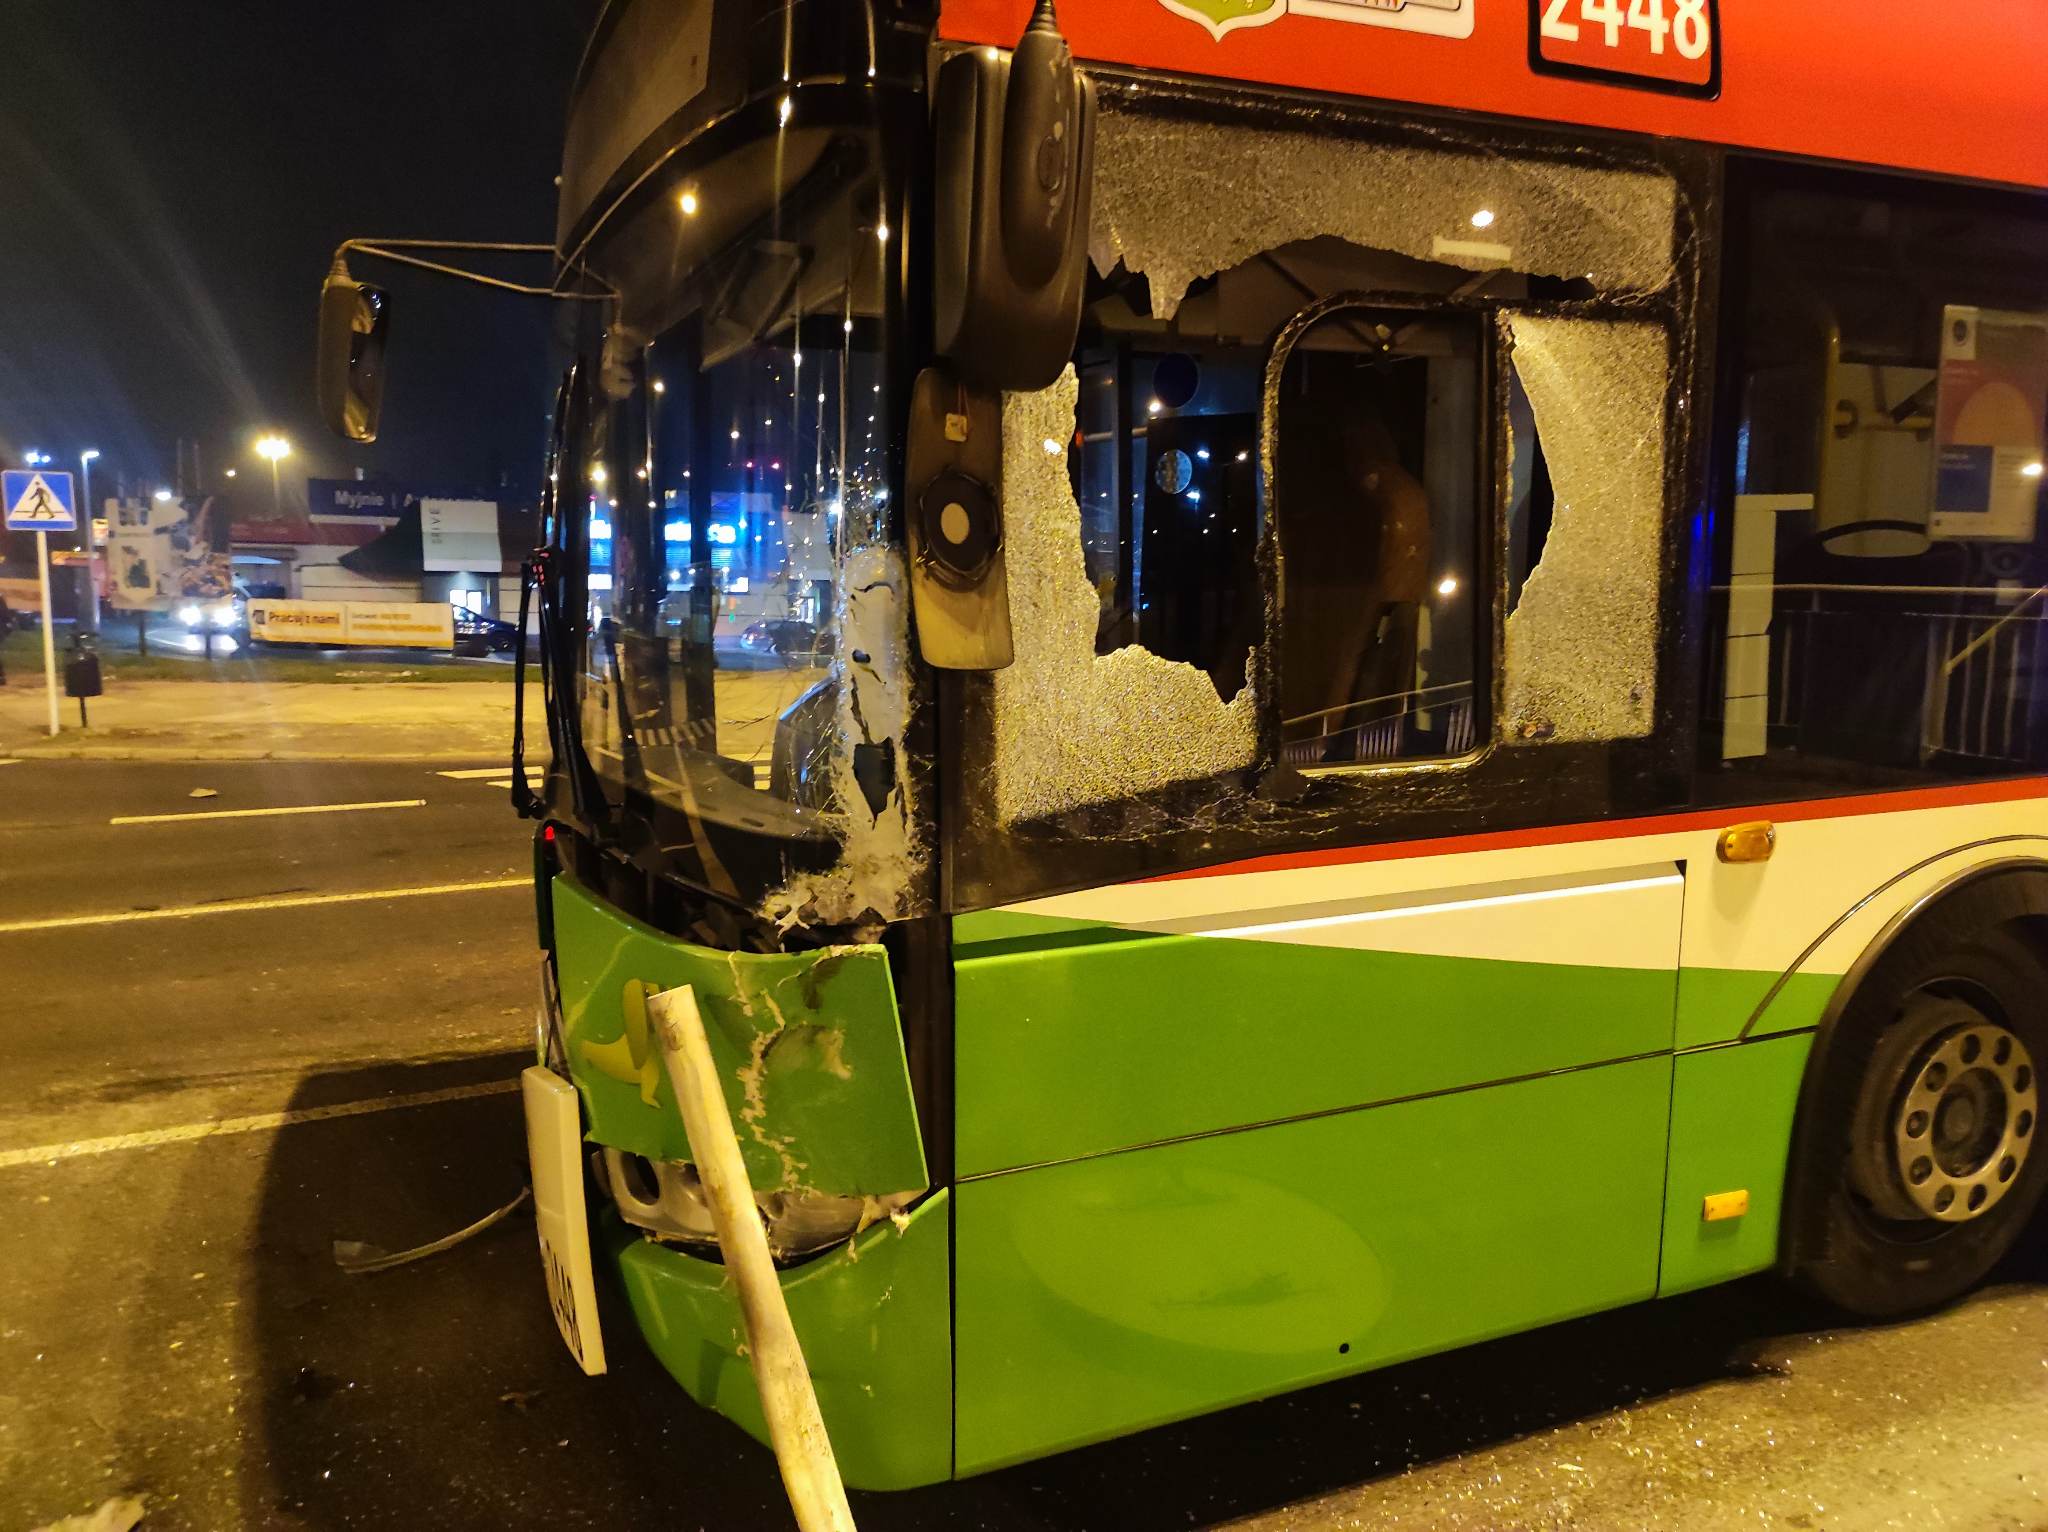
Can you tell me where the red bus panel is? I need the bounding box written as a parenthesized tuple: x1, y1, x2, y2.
(941, 0, 2048, 191)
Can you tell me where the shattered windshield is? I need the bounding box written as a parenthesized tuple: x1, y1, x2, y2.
(569, 120, 925, 930)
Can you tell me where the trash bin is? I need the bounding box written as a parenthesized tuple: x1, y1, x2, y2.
(65, 636, 102, 723)
(64, 652, 103, 698)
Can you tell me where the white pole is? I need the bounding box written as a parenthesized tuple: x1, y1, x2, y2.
(645, 984, 857, 1532)
(35, 530, 58, 736)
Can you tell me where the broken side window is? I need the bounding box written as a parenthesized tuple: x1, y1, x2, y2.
(993, 370, 1262, 827)
(1069, 304, 1265, 699)
(980, 91, 1681, 837)
(1501, 315, 1668, 743)
(1090, 99, 1677, 321)
(1275, 306, 1484, 766)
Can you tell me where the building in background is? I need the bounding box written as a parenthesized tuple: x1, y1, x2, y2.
(231, 478, 535, 617)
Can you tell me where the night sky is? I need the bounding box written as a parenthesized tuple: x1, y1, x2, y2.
(0, 3, 584, 514)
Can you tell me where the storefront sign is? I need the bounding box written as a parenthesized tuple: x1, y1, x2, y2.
(249, 599, 455, 649)
(422, 497, 503, 572)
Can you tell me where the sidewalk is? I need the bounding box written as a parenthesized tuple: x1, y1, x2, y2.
(0, 678, 540, 761)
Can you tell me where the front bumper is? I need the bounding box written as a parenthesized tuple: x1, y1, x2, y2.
(601, 1190, 953, 1490)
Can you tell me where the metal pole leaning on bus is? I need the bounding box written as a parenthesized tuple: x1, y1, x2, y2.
(645, 985, 858, 1532)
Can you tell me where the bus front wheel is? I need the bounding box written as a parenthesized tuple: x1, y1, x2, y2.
(1791, 919, 2048, 1318)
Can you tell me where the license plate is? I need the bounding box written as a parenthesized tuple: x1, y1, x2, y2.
(522, 1065, 607, 1375)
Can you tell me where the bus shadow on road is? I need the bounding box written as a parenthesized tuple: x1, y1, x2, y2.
(236, 1061, 2048, 1529)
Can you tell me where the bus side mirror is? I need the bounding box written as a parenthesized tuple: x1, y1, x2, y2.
(933, 1, 1095, 393)
(317, 259, 391, 443)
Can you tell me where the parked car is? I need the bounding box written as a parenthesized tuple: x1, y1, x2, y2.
(739, 618, 831, 660)
(453, 608, 521, 656)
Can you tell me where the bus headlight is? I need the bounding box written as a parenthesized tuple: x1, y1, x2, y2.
(176, 604, 203, 627)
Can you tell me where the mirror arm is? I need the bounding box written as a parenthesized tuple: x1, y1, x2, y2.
(332, 238, 614, 302)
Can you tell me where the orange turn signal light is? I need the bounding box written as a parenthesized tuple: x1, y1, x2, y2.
(1717, 821, 1776, 863)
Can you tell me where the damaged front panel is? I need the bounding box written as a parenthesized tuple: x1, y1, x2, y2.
(553, 872, 928, 1200)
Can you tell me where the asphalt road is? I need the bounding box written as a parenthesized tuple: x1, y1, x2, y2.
(2, 759, 2045, 1530)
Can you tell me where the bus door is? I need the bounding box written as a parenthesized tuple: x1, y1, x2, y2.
(939, 87, 1698, 1472)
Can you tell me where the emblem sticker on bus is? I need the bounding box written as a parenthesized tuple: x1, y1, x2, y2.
(1159, 0, 1473, 44)
(1530, 0, 1720, 97)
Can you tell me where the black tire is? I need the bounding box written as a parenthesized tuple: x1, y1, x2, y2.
(1790, 911, 2048, 1317)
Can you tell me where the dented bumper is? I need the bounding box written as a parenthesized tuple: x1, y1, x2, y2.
(604, 1192, 953, 1490)
(549, 872, 951, 1487)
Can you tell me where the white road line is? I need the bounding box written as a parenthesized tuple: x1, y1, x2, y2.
(436, 767, 515, 780)
(110, 797, 427, 826)
(0, 876, 528, 934)
(0, 1078, 521, 1170)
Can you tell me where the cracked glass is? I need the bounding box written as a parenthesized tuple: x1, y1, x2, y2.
(1091, 99, 1677, 320)
(1502, 315, 1668, 743)
(570, 120, 926, 929)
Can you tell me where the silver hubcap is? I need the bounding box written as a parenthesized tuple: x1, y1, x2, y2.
(1892, 1023, 2037, 1222)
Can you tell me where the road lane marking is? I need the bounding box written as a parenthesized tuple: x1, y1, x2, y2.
(110, 797, 427, 826)
(0, 876, 527, 934)
(436, 767, 515, 779)
(0, 1078, 522, 1169)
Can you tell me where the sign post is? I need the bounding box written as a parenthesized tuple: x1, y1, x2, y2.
(5, 468, 80, 736)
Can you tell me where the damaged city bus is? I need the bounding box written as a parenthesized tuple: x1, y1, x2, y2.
(319, 0, 2048, 1500)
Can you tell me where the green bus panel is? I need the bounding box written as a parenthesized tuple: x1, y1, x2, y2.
(953, 1057, 1671, 1475)
(1674, 965, 1837, 1050)
(607, 1190, 954, 1491)
(1658, 1031, 1814, 1295)
(552, 873, 927, 1197)
(954, 928, 1677, 1176)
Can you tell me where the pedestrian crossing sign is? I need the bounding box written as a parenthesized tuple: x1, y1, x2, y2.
(4, 469, 78, 532)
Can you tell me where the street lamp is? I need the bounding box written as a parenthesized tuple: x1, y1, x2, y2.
(76, 449, 102, 633)
(254, 433, 292, 516)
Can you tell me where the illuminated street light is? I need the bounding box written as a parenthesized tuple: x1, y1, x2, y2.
(224, 467, 238, 478)
(254, 433, 292, 515)
(78, 449, 100, 520)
